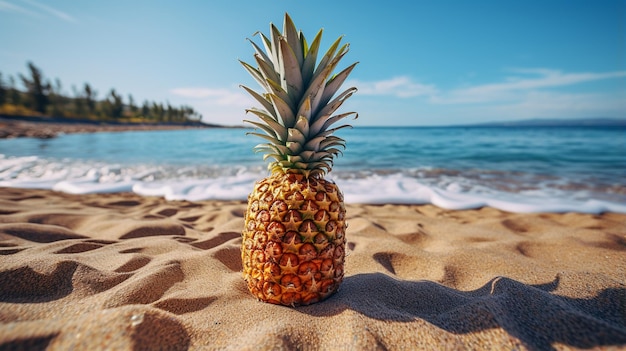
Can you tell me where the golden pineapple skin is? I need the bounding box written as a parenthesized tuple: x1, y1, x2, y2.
(242, 172, 346, 306)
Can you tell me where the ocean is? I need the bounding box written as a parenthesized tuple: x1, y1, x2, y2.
(1, 126, 625, 213)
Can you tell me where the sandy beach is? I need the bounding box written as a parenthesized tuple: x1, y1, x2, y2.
(0, 187, 623, 350)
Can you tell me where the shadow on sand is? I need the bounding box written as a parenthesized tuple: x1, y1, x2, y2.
(300, 273, 626, 350)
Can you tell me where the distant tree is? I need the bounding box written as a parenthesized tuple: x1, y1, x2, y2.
(128, 94, 138, 117)
(71, 85, 86, 117)
(141, 100, 150, 119)
(0, 72, 6, 105)
(166, 102, 174, 122)
(151, 102, 164, 122)
(49, 78, 65, 116)
(8, 76, 21, 106)
(103, 89, 123, 119)
(184, 105, 202, 122)
(3, 60, 203, 124)
(19, 61, 51, 114)
(54, 78, 62, 94)
(83, 83, 97, 116)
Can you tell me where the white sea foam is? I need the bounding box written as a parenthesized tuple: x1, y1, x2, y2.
(1, 155, 625, 214)
(334, 173, 626, 213)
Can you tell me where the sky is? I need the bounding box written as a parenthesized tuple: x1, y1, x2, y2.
(1, 0, 625, 126)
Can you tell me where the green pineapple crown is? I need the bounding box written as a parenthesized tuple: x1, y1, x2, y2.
(240, 13, 358, 178)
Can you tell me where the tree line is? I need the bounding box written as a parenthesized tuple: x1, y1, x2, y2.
(0, 62, 203, 124)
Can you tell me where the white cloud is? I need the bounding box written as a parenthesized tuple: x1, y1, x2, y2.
(170, 87, 252, 107)
(21, 0, 74, 22)
(1, 0, 75, 22)
(0, 0, 40, 17)
(169, 87, 255, 125)
(352, 68, 625, 125)
(348, 76, 438, 98)
(347, 69, 625, 104)
(432, 68, 626, 104)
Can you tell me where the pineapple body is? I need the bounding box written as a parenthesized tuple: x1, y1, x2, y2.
(242, 172, 346, 306)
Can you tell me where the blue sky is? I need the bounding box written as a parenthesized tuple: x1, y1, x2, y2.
(1, 0, 624, 126)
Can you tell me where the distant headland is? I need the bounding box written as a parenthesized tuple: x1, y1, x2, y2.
(0, 61, 239, 139)
(0, 115, 232, 139)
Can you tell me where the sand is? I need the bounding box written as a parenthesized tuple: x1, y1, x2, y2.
(0, 187, 624, 350)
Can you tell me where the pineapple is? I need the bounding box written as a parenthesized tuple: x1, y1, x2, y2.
(240, 13, 358, 306)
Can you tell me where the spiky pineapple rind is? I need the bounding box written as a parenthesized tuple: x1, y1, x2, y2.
(242, 172, 346, 306)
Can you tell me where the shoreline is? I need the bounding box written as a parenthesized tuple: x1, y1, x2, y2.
(0, 116, 231, 139)
(0, 187, 624, 350)
(1, 120, 624, 213)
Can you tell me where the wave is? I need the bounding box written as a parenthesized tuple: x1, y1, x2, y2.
(1, 155, 625, 214)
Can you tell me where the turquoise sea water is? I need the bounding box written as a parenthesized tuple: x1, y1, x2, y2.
(1, 126, 624, 213)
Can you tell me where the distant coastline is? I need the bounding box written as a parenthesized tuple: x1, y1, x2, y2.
(0, 114, 235, 139)
(0, 114, 221, 127)
(463, 117, 626, 128)
(350, 117, 626, 129)
(3, 115, 624, 140)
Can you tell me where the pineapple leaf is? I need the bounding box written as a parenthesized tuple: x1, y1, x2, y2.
(301, 29, 323, 85)
(315, 87, 358, 122)
(317, 124, 353, 138)
(252, 143, 273, 152)
(314, 153, 335, 162)
(310, 111, 354, 135)
(278, 36, 303, 100)
(239, 60, 267, 91)
(299, 58, 342, 122)
(325, 147, 344, 157)
(319, 136, 346, 150)
(262, 153, 282, 161)
(296, 96, 312, 122)
(319, 62, 359, 108)
(246, 108, 288, 140)
(287, 155, 303, 163)
(307, 161, 331, 172)
(268, 93, 295, 128)
(266, 78, 294, 109)
(302, 136, 325, 151)
(246, 38, 272, 67)
(299, 150, 315, 161)
(269, 23, 282, 72)
(294, 115, 310, 139)
(244, 119, 278, 138)
(240, 85, 276, 118)
(252, 142, 280, 155)
(286, 141, 301, 155)
(309, 50, 350, 118)
(258, 32, 276, 68)
(312, 37, 344, 80)
(255, 54, 280, 84)
(287, 128, 306, 145)
(316, 111, 358, 136)
(300, 31, 309, 59)
(283, 13, 304, 66)
(245, 132, 281, 145)
(293, 162, 308, 169)
(253, 144, 289, 159)
(268, 143, 289, 155)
